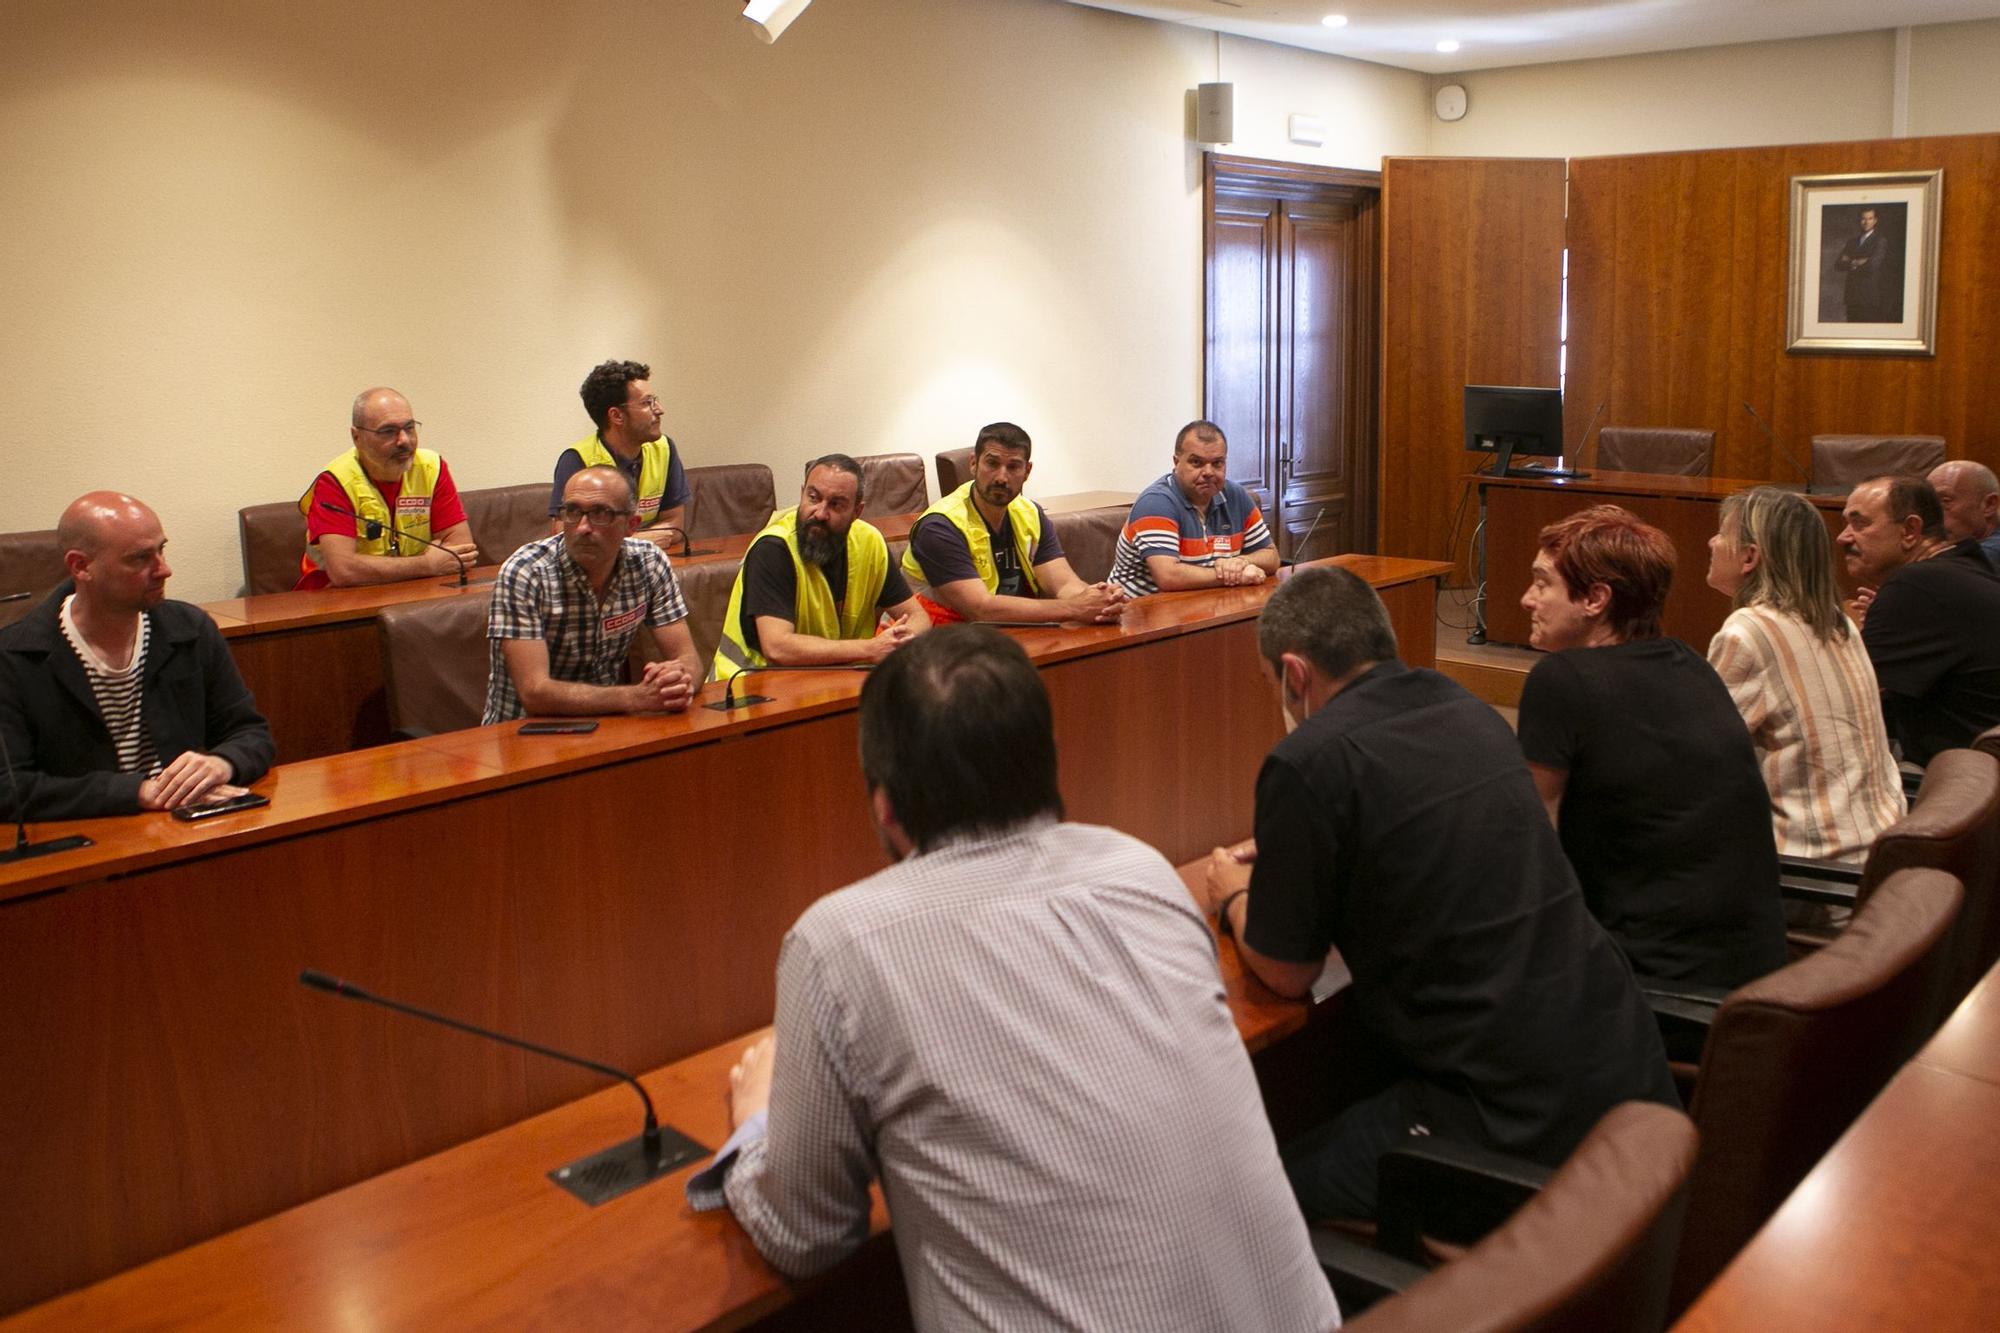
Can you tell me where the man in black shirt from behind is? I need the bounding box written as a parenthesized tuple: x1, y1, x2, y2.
(1839, 474, 2000, 766)
(1199, 567, 1675, 1221)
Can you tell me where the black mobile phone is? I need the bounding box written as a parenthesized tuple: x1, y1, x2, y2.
(518, 721, 599, 735)
(171, 792, 271, 822)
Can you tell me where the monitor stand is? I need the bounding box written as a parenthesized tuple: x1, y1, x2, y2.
(1492, 439, 1588, 481)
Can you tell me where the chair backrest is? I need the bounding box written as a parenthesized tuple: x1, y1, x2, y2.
(1048, 504, 1127, 585)
(1673, 867, 1963, 1314)
(0, 529, 66, 629)
(1349, 1102, 1697, 1333)
(677, 558, 744, 679)
(1857, 748, 2000, 1021)
(1809, 435, 1947, 489)
(935, 446, 974, 498)
(854, 452, 928, 516)
(685, 464, 777, 539)
(1596, 427, 1716, 477)
(461, 482, 553, 568)
(377, 589, 495, 737)
(1974, 723, 2000, 764)
(238, 501, 306, 595)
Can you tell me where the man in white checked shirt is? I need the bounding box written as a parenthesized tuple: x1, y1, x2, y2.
(698, 626, 1337, 1331)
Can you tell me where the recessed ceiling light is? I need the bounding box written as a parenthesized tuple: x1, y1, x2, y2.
(1436, 39, 1461, 54)
(1321, 14, 1348, 27)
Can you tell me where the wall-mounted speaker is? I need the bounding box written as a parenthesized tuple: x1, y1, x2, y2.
(1196, 82, 1234, 145)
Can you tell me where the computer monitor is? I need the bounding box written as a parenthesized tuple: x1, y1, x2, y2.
(1464, 385, 1571, 477)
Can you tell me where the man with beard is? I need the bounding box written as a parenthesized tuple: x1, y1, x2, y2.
(481, 466, 701, 724)
(296, 386, 479, 589)
(712, 454, 930, 681)
(1108, 420, 1278, 596)
(548, 359, 690, 544)
(901, 421, 1129, 625)
(0, 492, 274, 818)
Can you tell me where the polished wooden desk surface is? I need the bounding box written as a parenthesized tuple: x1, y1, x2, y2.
(5, 862, 1309, 1332)
(1476, 470, 1852, 649)
(1, 554, 1446, 907)
(0, 555, 1442, 1314)
(1674, 963, 2000, 1331)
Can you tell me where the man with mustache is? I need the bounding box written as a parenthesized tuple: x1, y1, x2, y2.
(1108, 420, 1278, 596)
(0, 492, 274, 818)
(712, 454, 930, 682)
(901, 421, 1128, 625)
(481, 466, 702, 724)
(296, 386, 479, 589)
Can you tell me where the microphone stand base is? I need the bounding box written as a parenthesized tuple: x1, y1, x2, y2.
(0, 834, 94, 865)
(704, 694, 773, 711)
(548, 1125, 707, 1206)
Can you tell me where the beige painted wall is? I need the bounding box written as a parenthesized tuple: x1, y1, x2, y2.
(0, 0, 1430, 601)
(1425, 29, 1900, 158)
(1908, 19, 2000, 135)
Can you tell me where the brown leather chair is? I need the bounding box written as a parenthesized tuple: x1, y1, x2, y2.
(238, 501, 307, 595)
(377, 589, 494, 737)
(1783, 748, 2000, 1027)
(854, 452, 928, 516)
(1664, 867, 1962, 1315)
(461, 482, 553, 568)
(685, 464, 776, 539)
(677, 558, 744, 680)
(1595, 428, 1715, 477)
(1048, 504, 1127, 585)
(0, 529, 66, 629)
(1809, 434, 1947, 490)
(935, 446, 974, 497)
(1331, 1103, 1698, 1333)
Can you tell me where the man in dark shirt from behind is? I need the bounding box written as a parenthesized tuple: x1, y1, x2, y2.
(1839, 474, 2000, 765)
(1199, 566, 1675, 1221)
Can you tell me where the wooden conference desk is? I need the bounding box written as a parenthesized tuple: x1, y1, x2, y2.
(6, 915, 1318, 1333)
(0, 554, 1445, 1316)
(1676, 961, 2000, 1330)
(1476, 470, 1850, 650)
(204, 493, 1136, 762)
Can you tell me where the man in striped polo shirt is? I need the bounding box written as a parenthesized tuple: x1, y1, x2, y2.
(0, 493, 274, 819)
(1108, 420, 1278, 597)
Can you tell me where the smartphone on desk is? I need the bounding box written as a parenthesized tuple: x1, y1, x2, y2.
(518, 720, 599, 735)
(171, 792, 271, 822)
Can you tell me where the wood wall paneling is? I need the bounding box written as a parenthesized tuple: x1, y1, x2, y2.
(1566, 133, 2000, 483)
(1380, 157, 1567, 582)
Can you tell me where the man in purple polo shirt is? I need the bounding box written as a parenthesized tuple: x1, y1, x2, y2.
(1109, 420, 1278, 597)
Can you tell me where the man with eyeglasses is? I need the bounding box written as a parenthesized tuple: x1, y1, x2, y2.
(548, 360, 690, 545)
(296, 387, 479, 589)
(481, 466, 702, 725)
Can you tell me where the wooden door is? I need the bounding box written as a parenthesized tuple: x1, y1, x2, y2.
(1205, 154, 1381, 562)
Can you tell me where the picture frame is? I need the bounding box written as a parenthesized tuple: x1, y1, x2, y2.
(1786, 169, 1941, 355)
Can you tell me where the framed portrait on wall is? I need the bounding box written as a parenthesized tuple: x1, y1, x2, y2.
(1787, 169, 1941, 354)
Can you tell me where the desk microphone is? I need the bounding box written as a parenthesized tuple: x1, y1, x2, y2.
(1281, 507, 1328, 569)
(650, 525, 716, 558)
(319, 502, 472, 587)
(0, 591, 30, 604)
(705, 662, 874, 711)
(0, 727, 95, 865)
(1742, 402, 1811, 481)
(1574, 401, 1608, 470)
(298, 969, 703, 1206)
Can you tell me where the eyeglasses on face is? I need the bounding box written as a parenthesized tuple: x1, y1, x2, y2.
(559, 503, 634, 526)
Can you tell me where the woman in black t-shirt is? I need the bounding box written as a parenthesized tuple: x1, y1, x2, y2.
(1515, 504, 1787, 990)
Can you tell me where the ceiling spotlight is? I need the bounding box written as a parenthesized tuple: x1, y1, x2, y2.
(743, 0, 812, 44)
(1436, 39, 1461, 54)
(1321, 13, 1348, 27)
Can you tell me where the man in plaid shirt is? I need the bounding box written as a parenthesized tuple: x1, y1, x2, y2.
(481, 466, 702, 724)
